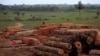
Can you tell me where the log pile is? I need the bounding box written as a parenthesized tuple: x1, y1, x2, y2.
(0, 23, 100, 56)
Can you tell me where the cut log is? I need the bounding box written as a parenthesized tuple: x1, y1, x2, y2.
(21, 37, 40, 45)
(74, 41, 82, 49)
(34, 49, 60, 56)
(88, 55, 100, 56)
(95, 31, 100, 47)
(43, 40, 72, 50)
(89, 50, 100, 55)
(63, 53, 69, 56)
(49, 36, 74, 43)
(5, 26, 23, 32)
(37, 35, 49, 42)
(14, 40, 22, 44)
(16, 30, 34, 36)
(34, 45, 64, 55)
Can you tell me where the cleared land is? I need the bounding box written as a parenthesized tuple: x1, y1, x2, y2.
(0, 11, 100, 29)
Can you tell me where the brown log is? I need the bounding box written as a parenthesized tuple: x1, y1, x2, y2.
(15, 40, 22, 44)
(37, 35, 49, 42)
(89, 50, 100, 55)
(5, 26, 23, 32)
(39, 27, 50, 35)
(63, 53, 69, 56)
(34, 49, 60, 56)
(32, 29, 42, 35)
(58, 23, 74, 28)
(34, 45, 64, 55)
(95, 31, 100, 47)
(49, 36, 74, 43)
(74, 24, 94, 29)
(21, 37, 40, 45)
(88, 55, 100, 56)
(43, 40, 72, 50)
(16, 30, 34, 36)
(74, 41, 82, 49)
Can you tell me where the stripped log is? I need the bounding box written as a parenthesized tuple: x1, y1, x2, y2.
(34, 45, 64, 55)
(43, 40, 72, 50)
(34, 49, 60, 56)
(89, 50, 100, 55)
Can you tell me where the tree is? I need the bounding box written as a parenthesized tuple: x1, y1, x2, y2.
(75, 1, 84, 19)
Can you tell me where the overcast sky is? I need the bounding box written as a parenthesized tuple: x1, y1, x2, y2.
(0, 0, 100, 5)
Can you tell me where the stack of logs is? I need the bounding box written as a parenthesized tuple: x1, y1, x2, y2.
(0, 23, 100, 56)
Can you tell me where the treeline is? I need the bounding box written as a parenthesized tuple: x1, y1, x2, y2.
(0, 4, 100, 11)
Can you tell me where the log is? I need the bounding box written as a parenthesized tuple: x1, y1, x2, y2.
(53, 30, 68, 35)
(95, 31, 100, 47)
(74, 41, 82, 49)
(16, 30, 34, 36)
(5, 26, 23, 32)
(88, 55, 100, 56)
(37, 35, 49, 42)
(89, 50, 100, 55)
(14, 40, 22, 44)
(49, 36, 74, 43)
(43, 40, 72, 50)
(32, 29, 42, 35)
(63, 53, 69, 56)
(21, 37, 40, 45)
(74, 24, 94, 29)
(58, 23, 74, 28)
(34, 45, 64, 55)
(39, 28, 50, 35)
(34, 49, 60, 56)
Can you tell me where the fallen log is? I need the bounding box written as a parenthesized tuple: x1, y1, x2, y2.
(49, 36, 74, 43)
(34, 45, 64, 55)
(34, 49, 60, 56)
(43, 40, 72, 50)
(89, 50, 100, 55)
(21, 37, 40, 45)
(16, 30, 34, 36)
(88, 55, 100, 56)
(95, 31, 100, 48)
(37, 35, 49, 42)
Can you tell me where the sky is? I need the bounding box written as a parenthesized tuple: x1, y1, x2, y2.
(0, 0, 100, 5)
